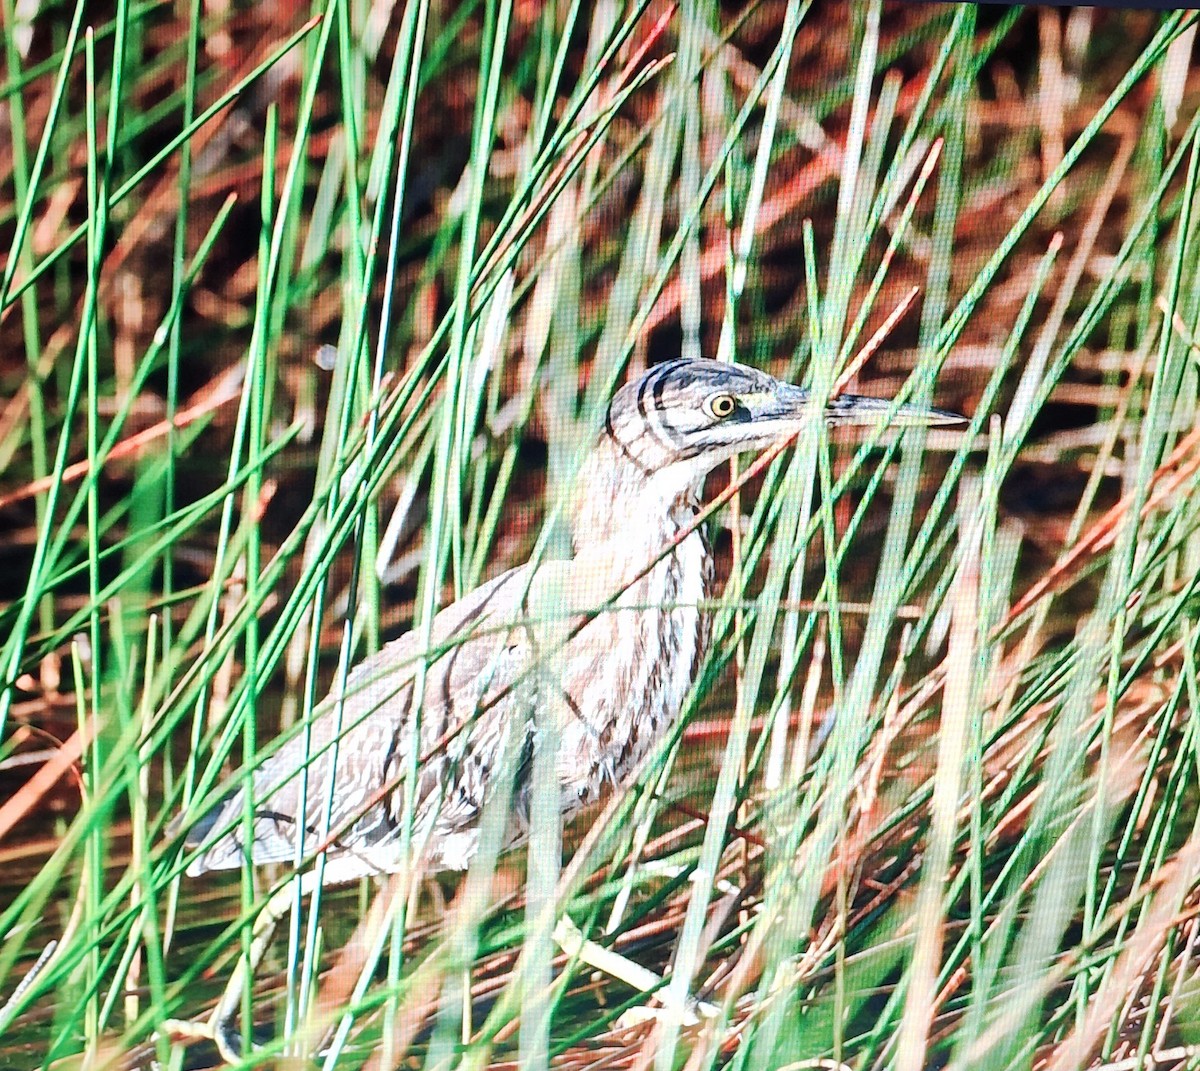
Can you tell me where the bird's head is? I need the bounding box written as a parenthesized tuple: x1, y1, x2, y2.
(572, 358, 963, 550)
(602, 358, 963, 488)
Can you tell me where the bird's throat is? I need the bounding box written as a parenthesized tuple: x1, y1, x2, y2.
(571, 434, 707, 558)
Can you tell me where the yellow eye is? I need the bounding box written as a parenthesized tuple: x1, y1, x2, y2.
(708, 393, 737, 419)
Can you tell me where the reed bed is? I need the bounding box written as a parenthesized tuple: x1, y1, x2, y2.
(2, 4, 1200, 1070)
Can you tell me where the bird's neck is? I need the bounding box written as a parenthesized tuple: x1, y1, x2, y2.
(570, 435, 706, 570)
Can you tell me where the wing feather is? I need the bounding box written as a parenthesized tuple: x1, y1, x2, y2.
(183, 563, 546, 876)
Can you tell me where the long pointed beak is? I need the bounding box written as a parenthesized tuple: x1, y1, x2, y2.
(763, 384, 965, 430)
(823, 391, 966, 428)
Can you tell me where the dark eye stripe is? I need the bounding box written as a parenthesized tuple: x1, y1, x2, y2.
(634, 369, 656, 428)
(634, 370, 660, 445)
(657, 367, 693, 446)
(654, 357, 690, 378)
(636, 362, 686, 450)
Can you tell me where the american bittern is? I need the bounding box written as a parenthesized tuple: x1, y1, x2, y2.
(169, 357, 961, 1059)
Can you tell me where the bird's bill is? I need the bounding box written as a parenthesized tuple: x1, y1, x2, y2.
(756, 383, 965, 430)
(823, 392, 966, 428)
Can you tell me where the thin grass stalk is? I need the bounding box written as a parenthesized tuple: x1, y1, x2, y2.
(582, 0, 813, 421)
(651, 20, 813, 1069)
(678, 2, 706, 364)
(818, 0, 883, 347)
(405, 0, 512, 970)
(286, 0, 433, 1044)
(0, 221, 237, 697)
(355, 0, 438, 1056)
(157, 0, 204, 984)
(82, 32, 104, 1057)
(93, 609, 141, 1042)
(733, 13, 904, 1065)
(0, 0, 52, 653)
(0, 0, 85, 308)
(330, 0, 378, 663)
(894, 460, 990, 1071)
(1, 16, 321, 314)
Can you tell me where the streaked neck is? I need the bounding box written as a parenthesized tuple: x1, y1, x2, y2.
(570, 435, 704, 558)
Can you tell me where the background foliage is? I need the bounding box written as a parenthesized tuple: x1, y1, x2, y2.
(2, 3, 1200, 1070)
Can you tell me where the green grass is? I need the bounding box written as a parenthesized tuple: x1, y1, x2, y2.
(3, 3, 1200, 1070)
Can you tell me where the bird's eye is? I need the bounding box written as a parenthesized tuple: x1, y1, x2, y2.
(708, 393, 737, 419)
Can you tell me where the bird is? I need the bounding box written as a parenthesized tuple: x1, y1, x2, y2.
(167, 357, 963, 1059)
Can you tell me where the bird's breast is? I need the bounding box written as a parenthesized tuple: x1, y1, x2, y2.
(556, 524, 713, 806)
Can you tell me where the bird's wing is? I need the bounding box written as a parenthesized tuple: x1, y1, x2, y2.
(182, 560, 576, 876)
